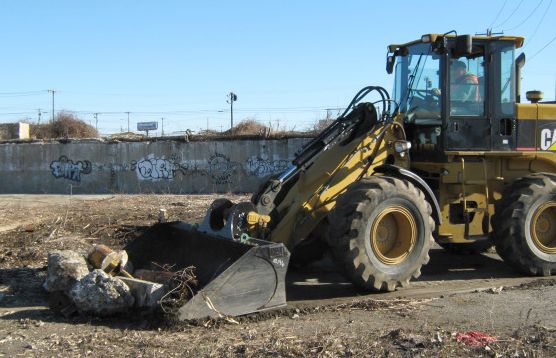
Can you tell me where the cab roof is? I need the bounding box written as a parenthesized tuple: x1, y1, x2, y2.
(388, 33, 525, 53)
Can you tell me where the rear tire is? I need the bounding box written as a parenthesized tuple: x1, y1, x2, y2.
(328, 176, 434, 291)
(493, 173, 556, 276)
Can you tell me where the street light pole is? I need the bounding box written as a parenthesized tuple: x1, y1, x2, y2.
(227, 92, 237, 132)
(48, 90, 56, 122)
(37, 109, 44, 124)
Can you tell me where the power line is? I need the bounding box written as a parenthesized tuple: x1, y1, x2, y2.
(493, 0, 524, 29)
(524, 0, 552, 48)
(528, 34, 556, 62)
(59, 106, 334, 116)
(504, 0, 544, 31)
(489, 0, 508, 28)
(0, 90, 47, 97)
(0, 111, 35, 116)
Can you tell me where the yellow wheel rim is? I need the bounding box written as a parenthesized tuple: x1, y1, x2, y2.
(371, 205, 417, 265)
(531, 201, 556, 254)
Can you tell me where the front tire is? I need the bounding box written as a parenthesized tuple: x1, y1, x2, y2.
(493, 173, 556, 276)
(328, 177, 434, 291)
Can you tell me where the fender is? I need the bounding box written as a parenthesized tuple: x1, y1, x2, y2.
(374, 164, 442, 225)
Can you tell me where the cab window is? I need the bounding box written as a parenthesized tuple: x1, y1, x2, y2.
(449, 55, 485, 116)
(493, 43, 516, 116)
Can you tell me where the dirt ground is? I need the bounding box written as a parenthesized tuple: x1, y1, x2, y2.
(0, 194, 554, 357)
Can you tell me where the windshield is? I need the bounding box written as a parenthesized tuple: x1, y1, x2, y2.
(393, 43, 441, 122)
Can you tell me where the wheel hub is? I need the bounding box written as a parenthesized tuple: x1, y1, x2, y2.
(371, 205, 417, 265)
(531, 201, 556, 254)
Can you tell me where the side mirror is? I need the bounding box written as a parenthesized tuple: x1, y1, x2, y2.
(455, 35, 473, 56)
(386, 55, 395, 74)
(432, 36, 448, 53)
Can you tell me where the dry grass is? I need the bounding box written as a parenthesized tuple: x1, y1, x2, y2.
(31, 112, 98, 139)
(224, 119, 271, 136)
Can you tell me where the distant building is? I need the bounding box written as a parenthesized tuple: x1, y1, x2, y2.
(0, 122, 30, 140)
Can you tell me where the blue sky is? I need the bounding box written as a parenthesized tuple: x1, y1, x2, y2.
(1, 0, 555, 134)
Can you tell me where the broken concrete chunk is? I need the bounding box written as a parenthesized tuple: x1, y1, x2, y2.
(43, 250, 89, 292)
(69, 269, 134, 315)
(119, 277, 166, 309)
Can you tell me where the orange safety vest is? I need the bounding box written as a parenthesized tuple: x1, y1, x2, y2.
(455, 73, 481, 101)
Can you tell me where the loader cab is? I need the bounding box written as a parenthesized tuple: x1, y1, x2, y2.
(389, 34, 523, 160)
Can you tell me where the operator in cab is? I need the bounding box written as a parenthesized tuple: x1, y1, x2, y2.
(450, 60, 480, 102)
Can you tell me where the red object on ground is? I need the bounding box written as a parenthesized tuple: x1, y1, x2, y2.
(455, 331, 497, 346)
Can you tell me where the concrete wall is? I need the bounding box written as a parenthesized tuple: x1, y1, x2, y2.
(0, 138, 310, 194)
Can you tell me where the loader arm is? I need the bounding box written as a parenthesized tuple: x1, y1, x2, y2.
(250, 87, 411, 249)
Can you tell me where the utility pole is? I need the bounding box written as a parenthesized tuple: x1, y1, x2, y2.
(48, 90, 56, 122)
(93, 113, 99, 132)
(125, 112, 130, 132)
(161, 117, 164, 136)
(227, 92, 237, 132)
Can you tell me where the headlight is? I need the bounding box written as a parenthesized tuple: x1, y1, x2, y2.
(421, 34, 432, 43)
(394, 140, 412, 153)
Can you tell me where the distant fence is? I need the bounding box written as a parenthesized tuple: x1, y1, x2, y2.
(0, 138, 310, 194)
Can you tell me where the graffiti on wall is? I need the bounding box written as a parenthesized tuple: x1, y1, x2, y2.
(207, 153, 238, 184)
(134, 155, 185, 181)
(49, 151, 289, 186)
(246, 156, 289, 177)
(131, 153, 239, 184)
(50, 156, 92, 182)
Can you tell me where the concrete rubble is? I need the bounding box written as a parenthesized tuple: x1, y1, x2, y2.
(43, 250, 89, 292)
(118, 277, 166, 309)
(69, 269, 135, 316)
(43, 244, 183, 317)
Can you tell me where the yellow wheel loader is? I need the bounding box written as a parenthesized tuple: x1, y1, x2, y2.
(126, 32, 556, 319)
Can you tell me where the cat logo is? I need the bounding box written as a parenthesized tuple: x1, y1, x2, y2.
(540, 128, 556, 150)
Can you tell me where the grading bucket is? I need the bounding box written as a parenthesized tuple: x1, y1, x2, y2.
(125, 222, 290, 320)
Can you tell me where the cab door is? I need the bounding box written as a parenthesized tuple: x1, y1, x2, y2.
(491, 42, 517, 151)
(445, 49, 491, 150)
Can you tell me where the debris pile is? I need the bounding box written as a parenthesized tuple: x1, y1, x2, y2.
(155, 264, 198, 314)
(69, 269, 134, 316)
(43, 244, 198, 317)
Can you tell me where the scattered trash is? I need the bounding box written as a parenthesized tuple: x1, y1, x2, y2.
(69, 269, 135, 316)
(43, 250, 89, 292)
(455, 331, 497, 347)
(432, 331, 443, 344)
(487, 286, 504, 294)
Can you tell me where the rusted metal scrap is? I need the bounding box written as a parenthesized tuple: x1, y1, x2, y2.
(87, 244, 133, 278)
